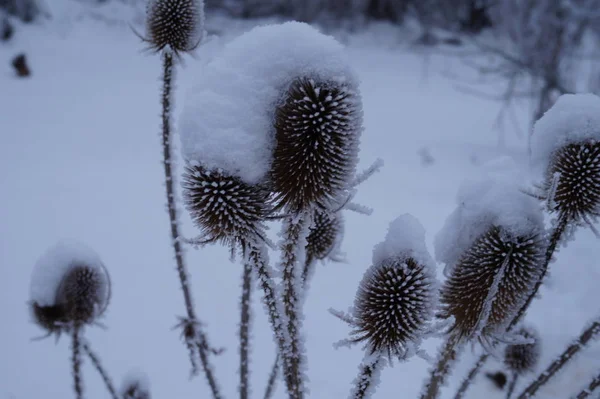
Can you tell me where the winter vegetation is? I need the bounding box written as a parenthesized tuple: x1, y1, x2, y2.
(2, 0, 600, 398)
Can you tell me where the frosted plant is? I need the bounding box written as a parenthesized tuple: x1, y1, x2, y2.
(121, 371, 151, 399)
(571, 371, 600, 399)
(303, 209, 344, 283)
(144, 0, 204, 54)
(332, 215, 438, 399)
(423, 159, 546, 399)
(29, 241, 116, 399)
(504, 326, 541, 399)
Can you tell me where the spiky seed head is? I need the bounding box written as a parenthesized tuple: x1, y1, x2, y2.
(504, 326, 541, 375)
(182, 164, 271, 250)
(145, 0, 204, 53)
(351, 256, 436, 359)
(439, 226, 545, 343)
(31, 302, 68, 336)
(545, 140, 600, 222)
(305, 210, 342, 262)
(54, 265, 108, 325)
(271, 77, 361, 212)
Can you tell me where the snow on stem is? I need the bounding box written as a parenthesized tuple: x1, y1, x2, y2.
(516, 317, 600, 398)
(349, 354, 383, 399)
(83, 341, 118, 399)
(506, 372, 518, 399)
(279, 214, 309, 399)
(420, 336, 463, 399)
(452, 354, 489, 399)
(239, 261, 253, 399)
(263, 353, 280, 399)
(159, 50, 222, 399)
(573, 371, 600, 399)
(71, 324, 84, 399)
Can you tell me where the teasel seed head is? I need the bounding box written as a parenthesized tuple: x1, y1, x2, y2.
(29, 241, 111, 337)
(271, 76, 362, 212)
(504, 326, 541, 375)
(544, 140, 600, 223)
(182, 163, 271, 251)
(439, 226, 545, 344)
(305, 210, 343, 263)
(145, 0, 204, 54)
(121, 371, 151, 399)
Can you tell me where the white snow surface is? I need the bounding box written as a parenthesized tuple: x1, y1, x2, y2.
(29, 239, 109, 307)
(179, 21, 358, 184)
(434, 157, 544, 272)
(531, 93, 600, 172)
(372, 213, 435, 272)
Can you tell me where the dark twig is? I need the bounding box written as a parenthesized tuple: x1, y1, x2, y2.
(421, 336, 462, 399)
(82, 341, 118, 399)
(453, 353, 490, 399)
(573, 371, 600, 399)
(506, 372, 518, 399)
(350, 355, 383, 399)
(160, 50, 222, 399)
(71, 324, 83, 399)
(239, 261, 253, 399)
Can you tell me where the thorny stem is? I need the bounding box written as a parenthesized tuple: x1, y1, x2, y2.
(239, 261, 253, 399)
(573, 371, 600, 399)
(452, 215, 569, 399)
(280, 215, 308, 399)
(506, 373, 518, 399)
(247, 242, 296, 399)
(82, 342, 118, 399)
(160, 50, 222, 399)
(350, 355, 383, 399)
(516, 318, 600, 399)
(71, 324, 83, 399)
(420, 336, 462, 399)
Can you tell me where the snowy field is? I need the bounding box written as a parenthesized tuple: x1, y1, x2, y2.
(1, 2, 599, 398)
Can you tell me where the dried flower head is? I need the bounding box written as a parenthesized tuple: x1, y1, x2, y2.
(350, 255, 436, 359)
(504, 326, 541, 375)
(29, 241, 111, 337)
(145, 0, 204, 53)
(271, 77, 361, 212)
(439, 226, 545, 344)
(305, 210, 343, 263)
(182, 164, 271, 250)
(544, 140, 600, 224)
(121, 371, 151, 399)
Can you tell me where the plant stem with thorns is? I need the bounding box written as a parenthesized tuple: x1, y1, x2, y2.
(350, 355, 382, 399)
(506, 372, 518, 399)
(82, 342, 118, 399)
(453, 354, 490, 399)
(240, 261, 252, 399)
(421, 336, 461, 399)
(160, 50, 222, 399)
(573, 371, 600, 399)
(71, 324, 83, 399)
(517, 318, 600, 399)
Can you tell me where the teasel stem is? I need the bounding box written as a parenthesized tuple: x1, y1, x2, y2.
(279, 214, 309, 399)
(264, 252, 315, 399)
(453, 215, 569, 399)
(239, 261, 253, 399)
(350, 354, 383, 399)
(71, 323, 84, 399)
(506, 372, 518, 399)
(247, 242, 296, 399)
(82, 341, 118, 399)
(159, 50, 222, 399)
(573, 371, 600, 399)
(453, 354, 489, 399)
(421, 336, 462, 399)
(516, 318, 600, 399)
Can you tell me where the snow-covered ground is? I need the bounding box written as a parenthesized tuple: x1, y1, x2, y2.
(1, 2, 599, 398)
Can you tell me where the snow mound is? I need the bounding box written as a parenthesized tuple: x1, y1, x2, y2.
(435, 157, 544, 274)
(531, 93, 600, 171)
(29, 240, 109, 307)
(179, 21, 358, 184)
(372, 214, 435, 272)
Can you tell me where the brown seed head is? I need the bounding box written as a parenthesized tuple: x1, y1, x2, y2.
(182, 164, 271, 250)
(351, 256, 436, 359)
(146, 0, 204, 53)
(306, 210, 342, 262)
(439, 226, 545, 343)
(271, 77, 361, 212)
(504, 326, 541, 375)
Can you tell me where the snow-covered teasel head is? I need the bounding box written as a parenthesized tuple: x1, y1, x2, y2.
(333, 215, 438, 361)
(121, 370, 151, 399)
(29, 240, 111, 337)
(531, 94, 600, 226)
(182, 163, 271, 252)
(504, 325, 541, 375)
(179, 22, 361, 202)
(435, 160, 546, 345)
(145, 0, 205, 54)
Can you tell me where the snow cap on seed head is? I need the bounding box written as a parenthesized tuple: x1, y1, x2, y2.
(504, 325, 541, 375)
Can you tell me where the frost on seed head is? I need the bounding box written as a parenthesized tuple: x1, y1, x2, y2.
(434, 157, 544, 275)
(145, 0, 205, 53)
(504, 325, 541, 375)
(29, 240, 111, 336)
(179, 21, 360, 187)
